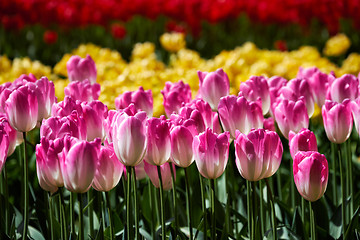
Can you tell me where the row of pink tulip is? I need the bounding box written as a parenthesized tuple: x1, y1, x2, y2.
(0, 54, 358, 239)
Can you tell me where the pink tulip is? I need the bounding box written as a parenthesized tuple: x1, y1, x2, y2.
(351, 98, 360, 136)
(327, 74, 359, 103)
(193, 128, 230, 179)
(81, 100, 108, 141)
(218, 95, 263, 139)
(298, 67, 334, 106)
(293, 151, 328, 202)
(143, 161, 175, 190)
(198, 68, 230, 111)
(51, 96, 83, 118)
(145, 116, 171, 166)
(40, 112, 87, 140)
(15, 73, 37, 84)
(240, 75, 270, 115)
(0, 83, 13, 113)
(267, 76, 287, 115)
(185, 99, 214, 130)
(289, 129, 318, 159)
(135, 161, 147, 180)
(0, 115, 19, 156)
(278, 78, 315, 117)
(36, 137, 64, 193)
(67, 55, 97, 84)
(0, 126, 9, 173)
(59, 136, 101, 193)
(29, 77, 57, 121)
(64, 79, 101, 102)
(161, 80, 192, 117)
(178, 105, 206, 134)
(322, 99, 353, 144)
(273, 98, 309, 139)
(5, 85, 38, 132)
(234, 129, 283, 181)
(263, 117, 276, 132)
(92, 144, 124, 192)
(112, 110, 147, 166)
(169, 118, 197, 168)
(115, 86, 153, 117)
(212, 112, 222, 134)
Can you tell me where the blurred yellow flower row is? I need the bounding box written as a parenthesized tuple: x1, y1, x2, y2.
(0, 33, 359, 116)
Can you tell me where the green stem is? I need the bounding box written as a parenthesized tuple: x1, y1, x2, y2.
(210, 179, 216, 240)
(88, 189, 94, 238)
(346, 140, 353, 219)
(338, 144, 346, 238)
(276, 171, 282, 201)
(99, 191, 105, 233)
(199, 173, 207, 239)
(148, 179, 155, 239)
(301, 197, 308, 240)
(184, 167, 193, 240)
(58, 194, 64, 240)
(2, 163, 10, 234)
(70, 192, 75, 235)
(78, 193, 84, 240)
(48, 194, 54, 240)
(246, 181, 252, 239)
(259, 180, 264, 237)
(132, 167, 139, 239)
(22, 132, 29, 240)
(59, 189, 68, 240)
(309, 201, 316, 240)
(265, 179, 277, 240)
(331, 142, 338, 205)
(290, 159, 295, 212)
(157, 165, 166, 240)
(126, 166, 133, 240)
(251, 181, 256, 240)
(105, 192, 113, 240)
(169, 163, 178, 238)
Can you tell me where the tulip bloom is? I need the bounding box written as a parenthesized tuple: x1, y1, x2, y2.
(351, 98, 360, 136)
(170, 123, 196, 168)
(67, 55, 97, 84)
(289, 129, 318, 159)
(30, 77, 56, 121)
(59, 137, 101, 193)
(145, 116, 171, 166)
(36, 137, 64, 193)
(81, 100, 108, 141)
(198, 68, 230, 111)
(92, 145, 124, 192)
(161, 80, 192, 117)
(193, 128, 230, 179)
(267, 76, 287, 115)
(293, 151, 328, 202)
(0, 127, 9, 173)
(327, 74, 359, 103)
(218, 95, 263, 139)
(112, 110, 147, 166)
(322, 99, 353, 144)
(51, 96, 83, 118)
(144, 161, 175, 190)
(64, 79, 101, 102)
(240, 75, 270, 115)
(263, 117, 276, 132)
(234, 129, 283, 181)
(115, 86, 153, 117)
(185, 99, 214, 130)
(178, 105, 206, 134)
(273, 98, 309, 139)
(278, 78, 315, 117)
(0, 115, 19, 156)
(5, 85, 38, 132)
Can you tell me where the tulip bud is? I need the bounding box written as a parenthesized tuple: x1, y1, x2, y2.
(235, 129, 283, 181)
(144, 161, 175, 190)
(67, 55, 97, 84)
(273, 98, 309, 139)
(198, 68, 230, 111)
(322, 99, 353, 144)
(112, 110, 147, 166)
(240, 75, 270, 115)
(115, 86, 153, 117)
(64, 79, 101, 102)
(59, 137, 101, 193)
(145, 116, 171, 166)
(92, 145, 123, 192)
(267, 76, 287, 116)
(30, 77, 57, 121)
(5, 85, 38, 132)
(218, 95, 263, 139)
(293, 151, 328, 202)
(327, 74, 359, 103)
(81, 100, 108, 141)
(193, 128, 230, 179)
(263, 117, 276, 132)
(161, 80, 192, 117)
(170, 124, 196, 168)
(289, 128, 318, 159)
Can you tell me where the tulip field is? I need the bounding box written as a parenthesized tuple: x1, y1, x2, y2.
(1, 1, 360, 240)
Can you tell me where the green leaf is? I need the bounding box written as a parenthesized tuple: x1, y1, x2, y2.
(28, 226, 46, 240)
(291, 207, 304, 239)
